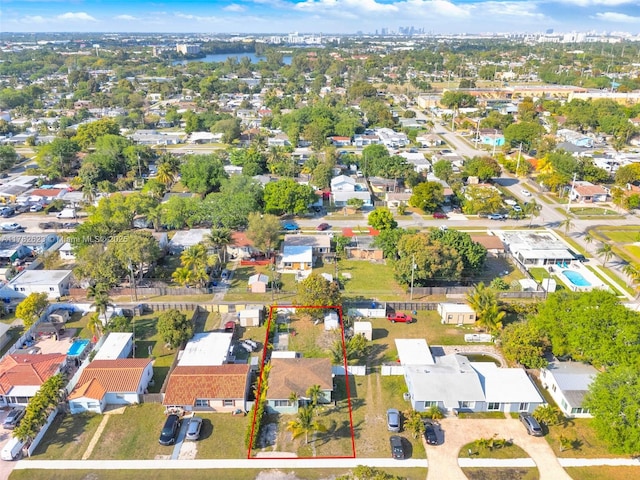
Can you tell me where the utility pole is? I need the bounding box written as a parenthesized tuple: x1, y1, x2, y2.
(515, 143, 522, 177)
(410, 254, 417, 301)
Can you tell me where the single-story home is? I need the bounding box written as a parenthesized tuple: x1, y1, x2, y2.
(68, 358, 154, 414)
(266, 357, 333, 414)
(541, 360, 598, 418)
(332, 191, 372, 208)
(570, 181, 610, 203)
(168, 229, 209, 254)
(498, 231, 575, 267)
(344, 236, 383, 261)
(416, 134, 443, 148)
(9, 269, 73, 299)
(280, 245, 313, 271)
(470, 235, 506, 256)
(330, 175, 357, 192)
(163, 364, 251, 412)
(384, 192, 412, 208)
(58, 242, 75, 260)
(0, 353, 67, 407)
(248, 273, 269, 293)
(438, 303, 477, 325)
(227, 231, 261, 260)
(283, 234, 331, 255)
(93, 332, 134, 360)
(179, 332, 233, 367)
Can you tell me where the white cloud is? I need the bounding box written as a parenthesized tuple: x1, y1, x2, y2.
(295, 0, 398, 14)
(555, 0, 634, 6)
(115, 15, 137, 21)
(57, 12, 97, 22)
(223, 4, 246, 12)
(473, 1, 545, 19)
(23, 15, 48, 24)
(593, 11, 640, 23)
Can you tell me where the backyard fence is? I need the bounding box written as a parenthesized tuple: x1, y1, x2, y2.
(141, 393, 164, 404)
(332, 365, 367, 376)
(381, 364, 404, 376)
(26, 407, 59, 457)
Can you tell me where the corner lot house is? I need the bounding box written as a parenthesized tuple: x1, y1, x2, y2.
(570, 181, 609, 203)
(541, 360, 597, 418)
(163, 364, 251, 412)
(9, 270, 73, 299)
(0, 353, 66, 407)
(68, 358, 154, 414)
(266, 357, 333, 414)
(438, 303, 477, 325)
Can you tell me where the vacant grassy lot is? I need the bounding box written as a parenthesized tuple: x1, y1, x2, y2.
(287, 314, 336, 359)
(88, 404, 170, 460)
(565, 466, 640, 480)
(546, 418, 625, 458)
(192, 412, 250, 459)
(10, 468, 429, 480)
(463, 467, 539, 480)
(460, 440, 529, 459)
(29, 412, 103, 460)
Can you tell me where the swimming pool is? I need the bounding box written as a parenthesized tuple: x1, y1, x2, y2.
(67, 339, 90, 357)
(562, 270, 592, 287)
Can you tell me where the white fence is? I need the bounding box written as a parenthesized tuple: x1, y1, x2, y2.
(26, 407, 59, 456)
(346, 308, 386, 318)
(464, 333, 493, 343)
(381, 364, 405, 376)
(332, 365, 367, 376)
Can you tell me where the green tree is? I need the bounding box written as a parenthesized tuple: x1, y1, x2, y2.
(157, 309, 194, 349)
(286, 405, 327, 444)
(35, 137, 80, 179)
(87, 313, 104, 339)
(0, 145, 19, 171)
(500, 322, 549, 369)
(461, 185, 503, 215)
(264, 178, 315, 215)
(408, 181, 444, 213)
(394, 233, 464, 285)
(88, 282, 114, 324)
(533, 405, 564, 427)
(429, 228, 487, 272)
(13, 374, 64, 443)
(73, 118, 120, 150)
(105, 315, 132, 333)
(180, 154, 228, 195)
(206, 227, 232, 263)
(584, 366, 640, 455)
(403, 410, 426, 439)
(246, 212, 280, 256)
(504, 121, 545, 151)
(331, 333, 370, 365)
(15, 292, 49, 329)
(212, 118, 242, 144)
(524, 199, 542, 228)
(367, 207, 397, 231)
(346, 197, 365, 211)
(306, 384, 323, 408)
(433, 159, 454, 183)
(466, 283, 504, 335)
(463, 156, 502, 182)
(596, 243, 613, 267)
(296, 274, 341, 319)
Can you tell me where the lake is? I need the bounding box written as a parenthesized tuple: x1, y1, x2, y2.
(173, 52, 292, 66)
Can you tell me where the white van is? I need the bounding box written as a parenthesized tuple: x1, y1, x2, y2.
(56, 208, 77, 219)
(1, 437, 25, 461)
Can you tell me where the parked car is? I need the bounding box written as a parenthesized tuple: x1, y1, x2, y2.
(2, 407, 25, 430)
(316, 223, 331, 231)
(29, 204, 44, 212)
(224, 321, 236, 333)
(389, 435, 405, 459)
(282, 223, 299, 231)
(0, 207, 14, 218)
(0, 222, 25, 232)
(185, 416, 203, 441)
(432, 212, 448, 219)
(423, 420, 438, 445)
(521, 189, 532, 197)
(488, 213, 505, 221)
(519, 413, 543, 436)
(158, 414, 181, 445)
(1, 437, 24, 461)
(387, 408, 401, 432)
(387, 312, 414, 324)
(512, 205, 522, 212)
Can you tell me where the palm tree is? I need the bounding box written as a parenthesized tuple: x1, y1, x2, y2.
(524, 199, 542, 228)
(155, 161, 176, 187)
(87, 313, 104, 338)
(306, 384, 323, 408)
(88, 282, 113, 324)
(288, 391, 300, 409)
(466, 282, 504, 335)
(622, 264, 640, 298)
(583, 232, 593, 246)
(172, 266, 191, 287)
(596, 243, 613, 267)
(560, 218, 574, 236)
(207, 227, 232, 263)
(286, 405, 327, 444)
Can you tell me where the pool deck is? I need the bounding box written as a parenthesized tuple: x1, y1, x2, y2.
(32, 328, 80, 355)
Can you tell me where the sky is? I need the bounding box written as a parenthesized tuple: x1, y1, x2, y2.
(1, 0, 639, 35)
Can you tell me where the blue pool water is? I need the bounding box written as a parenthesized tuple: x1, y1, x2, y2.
(562, 270, 592, 287)
(67, 339, 90, 357)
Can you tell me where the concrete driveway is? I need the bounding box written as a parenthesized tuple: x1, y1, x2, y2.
(0, 409, 20, 479)
(425, 415, 572, 480)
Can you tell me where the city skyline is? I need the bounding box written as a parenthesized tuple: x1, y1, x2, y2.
(1, 0, 639, 35)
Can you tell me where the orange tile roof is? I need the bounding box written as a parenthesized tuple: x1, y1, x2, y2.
(574, 184, 608, 196)
(231, 231, 255, 248)
(69, 358, 152, 398)
(68, 377, 107, 401)
(163, 364, 250, 406)
(268, 358, 332, 399)
(0, 354, 66, 394)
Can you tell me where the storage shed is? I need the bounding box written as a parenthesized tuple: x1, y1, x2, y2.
(239, 306, 263, 327)
(324, 311, 340, 331)
(248, 273, 269, 293)
(438, 303, 476, 325)
(353, 321, 372, 341)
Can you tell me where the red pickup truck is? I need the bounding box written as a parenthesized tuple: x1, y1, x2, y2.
(387, 313, 414, 323)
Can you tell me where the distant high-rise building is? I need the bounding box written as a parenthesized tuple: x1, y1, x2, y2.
(176, 44, 200, 55)
(546, 29, 554, 34)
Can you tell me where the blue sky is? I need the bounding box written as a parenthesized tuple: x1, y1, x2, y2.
(1, 0, 639, 34)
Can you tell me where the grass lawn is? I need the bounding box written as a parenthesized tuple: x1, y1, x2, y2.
(461, 440, 528, 459)
(0, 325, 23, 356)
(29, 412, 103, 460)
(565, 466, 640, 480)
(546, 418, 626, 458)
(593, 228, 640, 244)
(88, 404, 171, 460)
(335, 260, 406, 301)
(584, 266, 623, 296)
(570, 207, 620, 217)
(10, 468, 429, 480)
(287, 314, 335, 359)
(64, 312, 91, 339)
(132, 314, 180, 393)
(457, 412, 506, 419)
(462, 467, 539, 480)
(193, 413, 251, 459)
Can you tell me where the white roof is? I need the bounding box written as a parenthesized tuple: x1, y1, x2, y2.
(544, 361, 598, 391)
(331, 175, 355, 187)
(59, 242, 73, 252)
(178, 332, 232, 366)
(10, 269, 72, 286)
(284, 234, 331, 249)
(282, 245, 312, 263)
(7, 385, 40, 397)
(94, 333, 133, 360)
(354, 321, 372, 333)
(0, 322, 10, 338)
(395, 339, 435, 366)
(439, 303, 475, 314)
(332, 191, 371, 202)
(248, 273, 268, 285)
(168, 229, 209, 249)
(472, 362, 544, 404)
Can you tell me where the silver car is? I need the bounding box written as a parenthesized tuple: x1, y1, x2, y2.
(387, 408, 401, 432)
(185, 416, 203, 441)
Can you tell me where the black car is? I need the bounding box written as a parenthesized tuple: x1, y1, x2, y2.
(159, 414, 181, 445)
(390, 435, 405, 460)
(423, 420, 438, 445)
(519, 413, 543, 437)
(3, 407, 25, 430)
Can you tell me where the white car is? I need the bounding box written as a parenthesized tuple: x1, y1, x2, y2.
(1, 222, 25, 232)
(520, 189, 532, 197)
(29, 204, 44, 212)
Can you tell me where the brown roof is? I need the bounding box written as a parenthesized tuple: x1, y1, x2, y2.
(0, 354, 66, 394)
(470, 235, 506, 251)
(574, 184, 608, 196)
(30, 188, 64, 197)
(268, 358, 333, 400)
(69, 358, 152, 398)
(163, 364, 250, 406)
(231, 231, 255, 248)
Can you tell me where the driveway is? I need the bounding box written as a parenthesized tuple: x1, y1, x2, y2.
(0, 409, 20, 479)
(425, 415, 571, 480)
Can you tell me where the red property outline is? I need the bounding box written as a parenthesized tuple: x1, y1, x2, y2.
(247, 304, 356, 459)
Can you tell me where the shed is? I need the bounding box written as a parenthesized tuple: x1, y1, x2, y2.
(248, 273, 268, 293)
(354, 321, 372, 341)
(324, 311, 339, 331)
(239, 306, 263, 327)
(438, 303, 477, 325)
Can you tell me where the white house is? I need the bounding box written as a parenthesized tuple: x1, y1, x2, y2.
(330, 175, 357, 192)
(399, 151, 431, 173)
(9, 270, 73, 299)
(179, 332, 233, 366)
(332, 191, 372, 208)
(438, 303, 477, 325)
(68, 358, 154, 414)
(93, 333, 134, 360)
(58, 242, 75, 260)
(280, 245, 313, 271)
(541, 360, 598, 418)
(0, 353, 66, 407)
(168, 229, 209, 254)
